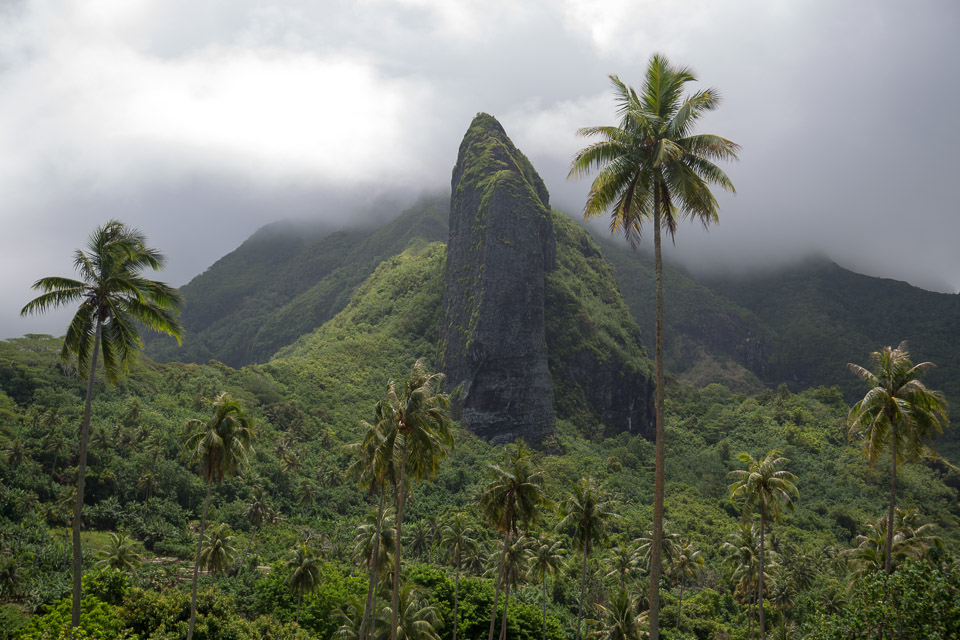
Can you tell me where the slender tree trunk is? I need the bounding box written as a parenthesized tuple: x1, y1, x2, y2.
(297, 584, 303, 624)
(71, 319, 101, 628)
(541, 577, 547, 640)
(187, 480, 213, 640)
(758, 508, 767, 640)
(454, 553, 461, 640)
(648, 192, 666, 640)
(488, 531, 511, 640)
(391, 443, 408, 640)
(885, 421, 898, 574)
(747, 597, 753, 640)
(360, 486, 386, 640)
(575, 543, 589, 640)
(676, 576, 685, 632)
(499, 580, 512, 640)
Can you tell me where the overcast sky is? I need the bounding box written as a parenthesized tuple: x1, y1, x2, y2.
(3, 0, 959, 338)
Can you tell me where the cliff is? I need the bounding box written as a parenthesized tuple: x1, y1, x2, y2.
(439, 113, 556, 443)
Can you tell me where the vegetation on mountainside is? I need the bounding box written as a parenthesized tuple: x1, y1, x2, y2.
(146, 196, 449, 367)
(569, 54, 740, 639)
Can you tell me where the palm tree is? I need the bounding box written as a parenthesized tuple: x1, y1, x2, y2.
(572, 66, 738, 640)
(287, 543, 322, 624)
(20, 220, 183, 627)
(407, 520, 432, 561)
(381, 359, 453, 640)
(348, 411, 398, 640)
(480, 443, 546, 640)
(669, 540, 704, 633)
(182, 392, 255, 640)
(843, 507, 942, 586)
(604, 540, 640, 593)
(377, 582, 442, 640)
(137, 470, 159, 500)
(721, 523, 767, 639)
(199, 522, 236, 575)
(485, 536, 527, 640)
(97, 532, 142, 574)
(767, 564, 794, 640)
(848, 342, 948, 573)
(441, 513, 479, 640)
(569, 55, 738, 640)
(729, 450, 798, 640)
(590, 588, 645, 640)
(353, 505, 397, 640)
(558, 476, 618, 640)
(525, 533, 565, 640)
(636, 524, 682, 574)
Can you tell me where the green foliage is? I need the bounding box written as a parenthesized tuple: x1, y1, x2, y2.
(805, 562, 960, 639)
(14, 596, 135, 640)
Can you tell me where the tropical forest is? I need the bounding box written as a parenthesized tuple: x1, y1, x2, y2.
(2, 56, 959, 640)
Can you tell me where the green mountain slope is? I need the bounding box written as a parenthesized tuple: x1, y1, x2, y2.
(146, 195, 448, 367)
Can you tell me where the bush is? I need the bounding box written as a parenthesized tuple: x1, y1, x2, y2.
(13, 596, 136, 640)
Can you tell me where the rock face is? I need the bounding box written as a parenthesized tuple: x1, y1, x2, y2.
(440, 114, 556, 444)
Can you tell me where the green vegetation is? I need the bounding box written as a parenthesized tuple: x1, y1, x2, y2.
(569, 54, 740, 640)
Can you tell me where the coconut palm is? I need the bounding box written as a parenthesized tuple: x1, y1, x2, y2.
(569, 54, 738, 640)
(669, 539, 704, 633)
(287, 543, 322, 624)
(182, 392, 255, 640)
(767, 564, 794, 640)
(721, 523, 768, 639)
(136, 470, 158, 500)
(441, 513, 480, 640)
(604, 540, 640, 593)
(558, 476, 618, 640)
(381, 359, 453, 640)
(347, 412, 399, 640)
(20, 220, 183, 627)
(729, 450, 798, 640)
(199, 522, 236, 575)
(485, 536, 527, 640)
(843, 507, 942, 586)
(848, 342, 949, 573)
(377, 582, 441, 640)
(590, 588, 645, 640)
(480, 443, 546, 640)
(525, 533, 565, 640)
(407, 520, 433, 561)
(636, 522, 681, 573)
(97, 532, 142, 575)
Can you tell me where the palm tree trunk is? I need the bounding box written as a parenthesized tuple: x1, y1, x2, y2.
(391, 442, 408, 640)
(575, 544, 589, 640)
(758, 508, 767, 640)
(488, 531, 511, 640)
(885, 421, 897, 574)
(747, 596, 753, 640)
(454, 553, 461, 640)
(360, 486, 386, 640)
(187, 480, 213, 640)
(499, 580, 512, 640)
(648, 190, 666, 640)
(541, 577, 547, 640)
(676, 576, 685, 632)
(297, 584, 303, 624)
(71, 318, 101, 628)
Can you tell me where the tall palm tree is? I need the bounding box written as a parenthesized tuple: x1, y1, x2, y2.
(378, 582, 442, 640)
(381, 359, 453, 640)
(669, 540, 703, 633)
(721, 523, 767, 640)
(20, 220, 183, 627)
(182, 392, 255, 640)
(485, 536, 527, 640)
(636, 523, 682, 574)
(480, 443, 546, 640)
(353, 505, 397, 640)
(525, 533, 565, 640)
(441, 513, 479, 640)
(843, 507, 942, 586)
(848, 342, 948, 573)
(97, 532, 142, 575)
(729, 450, 798, 640)
(347, 411, 399, 640)
(558, 476, 618, 640)
(287, 543, 322, 624)
(569, 56, 738, 640)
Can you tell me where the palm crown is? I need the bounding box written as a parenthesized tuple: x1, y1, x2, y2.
(21, 220, 183, 381)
